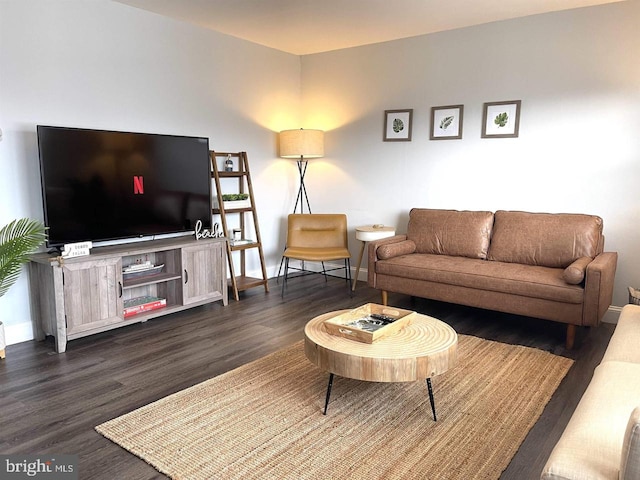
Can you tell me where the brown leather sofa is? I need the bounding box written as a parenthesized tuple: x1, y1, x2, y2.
(367, 209, 618, 348)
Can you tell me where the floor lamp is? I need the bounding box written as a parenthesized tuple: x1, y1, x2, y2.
(277, 128, 324, 280)
(279, 128, 324, 214)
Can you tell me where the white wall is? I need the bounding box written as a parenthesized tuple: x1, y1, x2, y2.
(2, 0, 638, 345)
(300, 1, 640, 309)
(0, 0, 301, 344)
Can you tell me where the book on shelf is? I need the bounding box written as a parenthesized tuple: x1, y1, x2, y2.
(123, 296, 167, 318)
(122, 263, 164, 279)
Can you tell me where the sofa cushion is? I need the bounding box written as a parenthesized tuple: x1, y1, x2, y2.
(376, 240, 416, 260)
(541, 361, 640, 480)
(375, 253, 584, 304)
(487, 211, 603, 268)
(563, 257, 592, 285)
(601, 304, 640, 364)
(621, 407, 640, 480)
(407, 209, 494, 259)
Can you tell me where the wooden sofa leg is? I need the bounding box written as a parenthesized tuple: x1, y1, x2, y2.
(381, 291, 388, 306)
(566, 324, 576, 350)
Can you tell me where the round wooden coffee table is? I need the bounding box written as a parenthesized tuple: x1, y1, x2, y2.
(304, 310, 458, 419)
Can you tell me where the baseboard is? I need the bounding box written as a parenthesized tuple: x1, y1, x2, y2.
(602, 305, 623, 324)
(9, 270, 624, 347)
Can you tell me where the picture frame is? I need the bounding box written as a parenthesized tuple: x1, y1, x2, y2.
(482, 100, 521, 138)
(383, 109, 413, 141)
(430, 105, 464, 140)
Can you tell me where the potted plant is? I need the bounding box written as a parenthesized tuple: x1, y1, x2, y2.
(0, 218, 47, 358)
(214, 193, 251, 209)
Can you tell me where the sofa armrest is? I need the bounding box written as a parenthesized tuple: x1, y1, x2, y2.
(621, 406, 640, 480)
(367, 234, 407, 287)
(583, 251, 618, 326)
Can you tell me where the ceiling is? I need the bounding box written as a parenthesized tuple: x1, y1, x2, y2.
(115, 0, 623, 55)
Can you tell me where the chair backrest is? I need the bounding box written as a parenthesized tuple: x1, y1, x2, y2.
(287, 214, 348, 249)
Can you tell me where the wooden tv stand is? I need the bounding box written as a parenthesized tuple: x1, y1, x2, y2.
(29, 236, 228, 353)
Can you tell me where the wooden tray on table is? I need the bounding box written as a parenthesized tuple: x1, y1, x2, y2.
(323, 303, 416, 344)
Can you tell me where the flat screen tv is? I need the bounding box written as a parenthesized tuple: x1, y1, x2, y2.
(37, 125, 212, 249)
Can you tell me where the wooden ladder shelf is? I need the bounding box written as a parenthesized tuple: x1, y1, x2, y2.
(210, 151, 269, 301)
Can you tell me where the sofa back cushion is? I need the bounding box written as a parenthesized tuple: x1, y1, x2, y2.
(487, 211, 603, 268)
(407, 209, 494, 259)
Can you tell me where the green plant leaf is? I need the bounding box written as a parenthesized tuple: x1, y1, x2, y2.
(222, 193, 248, 201)
(392, 118, 404, 133)
(0, 218, 47, 298)
(494, 112, 509, 128)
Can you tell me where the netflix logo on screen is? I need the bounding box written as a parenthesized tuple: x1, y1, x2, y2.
(133, 176, 144, 194)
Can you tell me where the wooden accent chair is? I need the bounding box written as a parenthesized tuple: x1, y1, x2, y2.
(280, 214, 352, 297)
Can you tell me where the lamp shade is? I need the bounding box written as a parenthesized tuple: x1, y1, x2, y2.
(279, 129, 324, 159)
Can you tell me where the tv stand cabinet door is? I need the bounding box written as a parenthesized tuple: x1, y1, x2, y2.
(181, 241, 227, 306)
(62, 257, 124, 336)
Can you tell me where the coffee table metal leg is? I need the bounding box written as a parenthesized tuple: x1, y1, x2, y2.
(426, 378, 437, 421)
(323, 373, 334, 415)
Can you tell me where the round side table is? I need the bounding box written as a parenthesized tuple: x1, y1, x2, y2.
(352, 225, 396, 291)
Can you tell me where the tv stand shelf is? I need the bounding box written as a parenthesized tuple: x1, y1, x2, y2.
(29, 236, 227, 353)
(123, 272, 182, 289)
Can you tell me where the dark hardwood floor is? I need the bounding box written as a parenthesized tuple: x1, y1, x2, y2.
(0, 275, 614, 479)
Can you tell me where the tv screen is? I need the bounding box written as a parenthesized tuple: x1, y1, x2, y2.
(37, 125, 212, 248)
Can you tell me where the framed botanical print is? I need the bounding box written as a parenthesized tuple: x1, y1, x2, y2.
(383, 109, 413, 141)
(430, 105, 464, 140)
(482, 100, 521, 138)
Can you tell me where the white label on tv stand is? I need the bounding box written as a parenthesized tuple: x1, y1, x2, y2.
(62, 241, 93, 258)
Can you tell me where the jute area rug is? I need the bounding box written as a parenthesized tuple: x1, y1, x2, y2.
(96, 335, 573, 480)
